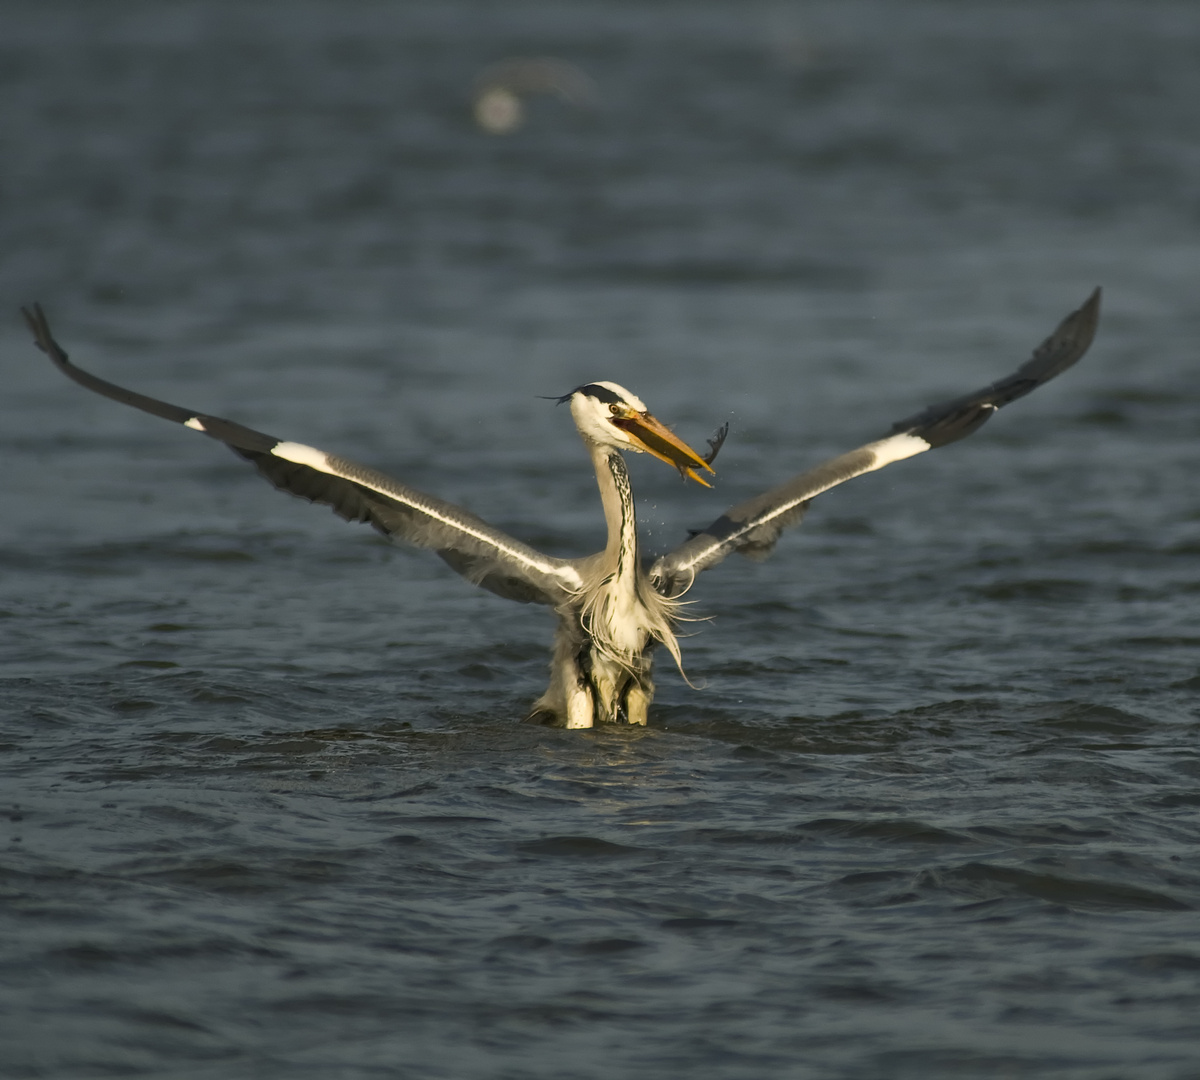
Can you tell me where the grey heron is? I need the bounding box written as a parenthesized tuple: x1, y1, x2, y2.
(23, 290, 1099, 728)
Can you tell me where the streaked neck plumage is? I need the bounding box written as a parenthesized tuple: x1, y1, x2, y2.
(590, 442, 640, 585)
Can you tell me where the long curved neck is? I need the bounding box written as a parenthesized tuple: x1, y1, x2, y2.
(589, 444, 639, 579)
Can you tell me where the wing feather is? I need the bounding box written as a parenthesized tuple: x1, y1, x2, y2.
(24, 304, 582, 606)
(651, 289, 1101, 596)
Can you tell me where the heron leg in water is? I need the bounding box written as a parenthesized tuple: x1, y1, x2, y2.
(563, 674, 594, 729)
(528, 630, 596, 728)
(625, 681, 651, 726)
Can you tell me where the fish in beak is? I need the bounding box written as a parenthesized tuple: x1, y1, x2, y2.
(610, 410, 717, 487)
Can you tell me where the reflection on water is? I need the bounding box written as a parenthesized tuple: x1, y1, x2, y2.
(3, 1, 1200, 1078)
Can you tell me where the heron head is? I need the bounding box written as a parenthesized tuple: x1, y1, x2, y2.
(557, 381, 715, 486)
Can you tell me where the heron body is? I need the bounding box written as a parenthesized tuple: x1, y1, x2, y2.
(535, 404, 689, 728)
(23, 291, 1101, 728)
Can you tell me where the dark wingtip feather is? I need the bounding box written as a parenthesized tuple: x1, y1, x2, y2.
(890, 288, 1102, 448)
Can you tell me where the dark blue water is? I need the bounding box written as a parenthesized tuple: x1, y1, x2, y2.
(3, 2, 1200, 1076)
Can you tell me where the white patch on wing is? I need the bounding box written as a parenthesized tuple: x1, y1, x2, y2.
(184, 417, 206, 431)
(758, 434, 931, 527)
(667, 432, 936, 577)
(867, 432, 931, 468)
(271, 440, 330, 470)
(269, 440, 583, 592)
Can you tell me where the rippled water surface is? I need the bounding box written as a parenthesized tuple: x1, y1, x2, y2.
(3, 2, 1200, 1077)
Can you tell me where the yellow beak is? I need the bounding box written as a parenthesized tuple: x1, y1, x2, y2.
(611, 412, 716, 487)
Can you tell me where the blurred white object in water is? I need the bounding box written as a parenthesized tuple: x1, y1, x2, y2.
(472, 57, 598, 134)
(474, 87, 523, 134)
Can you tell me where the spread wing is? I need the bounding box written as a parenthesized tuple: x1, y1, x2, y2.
(24, 304, 583, 606)
(650, 288, 1101, 597)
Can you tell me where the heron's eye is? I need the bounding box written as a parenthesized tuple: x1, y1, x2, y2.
(609, 403, 623, 416)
